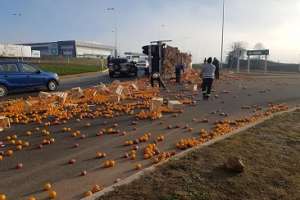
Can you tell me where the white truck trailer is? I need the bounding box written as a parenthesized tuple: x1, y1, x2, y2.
(0, 44, 39, 58)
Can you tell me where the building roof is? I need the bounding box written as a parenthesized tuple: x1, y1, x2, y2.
(19, 40, 115, 50)
(74, 40, 115, 50)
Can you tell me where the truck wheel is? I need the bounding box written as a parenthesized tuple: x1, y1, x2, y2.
(0, 85, 8, 97)
(109, 71, 114, 78)
(47, 80, 58, 91)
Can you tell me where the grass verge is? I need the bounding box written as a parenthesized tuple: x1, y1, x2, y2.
(98, 110, 300, 200)
(39, 63, 106, 76)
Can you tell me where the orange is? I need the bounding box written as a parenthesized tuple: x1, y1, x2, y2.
(44, 183, 52, 191)
(5, 150, 13, 157)
(84, 191, 93, 197)
(16, 145, 23, 151)
(49, 190, 57, 199)
(135, 164, 142, 170)
(91, 185, 102, 193)
(26, 131, 32, 136)
(0, 194, 6, 200)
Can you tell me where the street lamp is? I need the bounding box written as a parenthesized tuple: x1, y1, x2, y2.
(106, 8, 118, 57)
(220, 0, 225, 69)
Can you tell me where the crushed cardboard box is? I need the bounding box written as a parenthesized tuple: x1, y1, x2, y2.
(0, 116, 10, 132)
(70, 87, 84, 98)
(150, 97, 164, 111)
(168, 100, 183, 110)
(39, 91, 52, 98)
(52, 92, 68, 104)
(94, 83, 110, 93)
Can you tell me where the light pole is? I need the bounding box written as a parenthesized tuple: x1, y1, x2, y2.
(298, 54, 300, 73)
(220, 0, 225, 69)
(106, 8, 118, 57)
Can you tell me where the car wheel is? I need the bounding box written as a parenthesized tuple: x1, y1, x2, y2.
(47, 80, 58, 91)
(0, 85, 8, 97)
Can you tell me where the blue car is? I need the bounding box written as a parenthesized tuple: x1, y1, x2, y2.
(0, 61, 59, 97)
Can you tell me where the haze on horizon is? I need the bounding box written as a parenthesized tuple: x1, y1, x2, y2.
(0, 0, 299, 63)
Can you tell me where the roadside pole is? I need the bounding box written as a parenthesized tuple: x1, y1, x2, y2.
(220, 0, 225, 70)
(298, 54, 300, 73)
(237, 57, 240, 73)
(247, 55, 250, 73)
(148, 45, 152, 74)
(264, 55, 268, 73)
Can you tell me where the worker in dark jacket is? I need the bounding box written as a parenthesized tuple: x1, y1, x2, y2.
(175, 63, 185, 83)
(212, 57, 220, 80)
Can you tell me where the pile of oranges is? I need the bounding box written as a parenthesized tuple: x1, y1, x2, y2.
(143, 143, 160, 159)
(103, 160, 116, 168)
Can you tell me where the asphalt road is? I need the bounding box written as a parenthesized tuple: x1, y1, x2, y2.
(0, 72, 300, 200)
(1, 68, 148, 101)
(1, 71, 111, 101)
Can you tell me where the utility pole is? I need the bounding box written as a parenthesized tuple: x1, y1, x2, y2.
(220, 0, 225, 69)
(298, 54, 300, 73)
(106, 8, 118, 57)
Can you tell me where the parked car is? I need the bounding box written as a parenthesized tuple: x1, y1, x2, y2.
(0, 61, 59, 97)
(108, 58, 138, 78)
(136, 60, 150, 75)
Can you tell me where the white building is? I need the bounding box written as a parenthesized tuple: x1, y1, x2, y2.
(22, 40, 115, 58)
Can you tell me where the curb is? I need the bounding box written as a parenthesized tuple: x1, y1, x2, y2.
(81, 107, 299, 200)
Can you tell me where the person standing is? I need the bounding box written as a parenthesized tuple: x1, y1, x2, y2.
(175, 62, 185, 83)
(150, 72, 166, 88)
(212, 57, 220, 80)
(201, 57, 216, 100)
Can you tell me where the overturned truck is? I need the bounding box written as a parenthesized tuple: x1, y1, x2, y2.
(142, 42, 192, 79)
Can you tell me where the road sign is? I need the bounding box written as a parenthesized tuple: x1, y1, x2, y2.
(247, 49, 269, 56)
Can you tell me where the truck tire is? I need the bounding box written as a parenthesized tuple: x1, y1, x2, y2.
(133, 69, 138, 77)
(109, 71, 114, 78)
(47, 80, 58, 91)
(0, 85, 8, 97)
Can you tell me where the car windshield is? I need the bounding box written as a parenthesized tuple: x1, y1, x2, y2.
(110, 59, 128, 64)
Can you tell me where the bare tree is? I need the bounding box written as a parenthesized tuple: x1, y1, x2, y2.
(254, 42, 265, 60)
(227, 41, 248, 68)
(230, 41, 248, 59)
(254, 42, 265, 50)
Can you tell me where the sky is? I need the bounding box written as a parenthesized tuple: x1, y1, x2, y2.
(0, 0, 300, 63)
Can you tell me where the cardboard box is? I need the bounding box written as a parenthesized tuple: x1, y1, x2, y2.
(150, 97, 164, 111)
(168, 100, 183, 110)
(0, 116, 10, 131)
(193, 84, 198, 92)
(70, 87, 84, 98)
(24, 101, 33, 113)
(131, 83, 139, 91)
(52, 92, 68, 104)
(39, 91, 52, 98)
(115, 85, 124, 96)
(110, 95, 121, 103)
(94, 83, 110, 93)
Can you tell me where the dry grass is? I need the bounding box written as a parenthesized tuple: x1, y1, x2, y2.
(98, 110, 300, 200)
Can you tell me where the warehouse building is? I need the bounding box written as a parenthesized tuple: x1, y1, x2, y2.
(21, 40, 115, 58)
